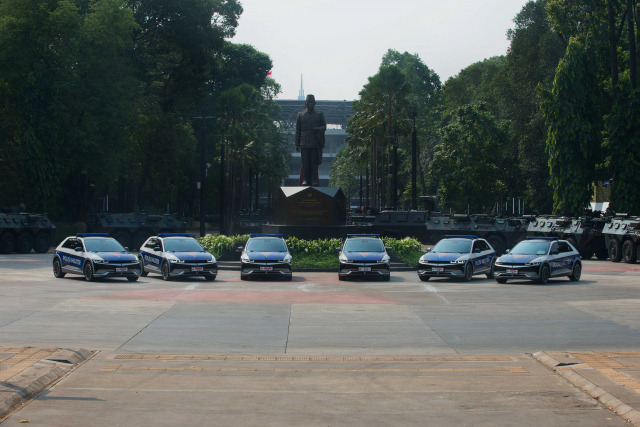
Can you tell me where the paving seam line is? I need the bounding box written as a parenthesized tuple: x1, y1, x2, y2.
(532, 351, 640, 426)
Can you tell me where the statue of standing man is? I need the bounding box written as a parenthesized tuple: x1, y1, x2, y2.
(295, 94, 326, 186)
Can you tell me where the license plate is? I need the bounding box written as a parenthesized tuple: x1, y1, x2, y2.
(358, 267, 371, 272)
(260, 266, 273, 271)
(507, 269, 518, 274)
(432, 267, 443, 272)
(191, 267, 203, 272)
(116, 267, 127, 272)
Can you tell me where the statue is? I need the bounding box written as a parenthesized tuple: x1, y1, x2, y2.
(295, 94, 326, 186)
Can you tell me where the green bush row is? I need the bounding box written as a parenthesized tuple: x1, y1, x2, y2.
(198, 234, 422, 258)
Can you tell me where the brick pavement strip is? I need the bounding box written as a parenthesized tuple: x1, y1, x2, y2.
(0, 347, 93, 419)
(533, 351, 640, 426)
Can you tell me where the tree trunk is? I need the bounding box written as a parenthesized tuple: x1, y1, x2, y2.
(629, 0, 637, 88)
(609, 0, 619, 91)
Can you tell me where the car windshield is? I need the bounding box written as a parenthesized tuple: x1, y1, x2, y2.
(432, 239, 471, 253)
(163, 238, 203, 252)
(84, 238, 125, 252)
(343, 238, 384, 252)
(510, 241, 550, 256)
(246, 238, 287, 252)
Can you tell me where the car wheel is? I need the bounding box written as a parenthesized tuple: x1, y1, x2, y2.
(381, 275, 390, 281)
(569, 261, 582, 281)
(53, 258, 65, 278)
(496, 278, 508, 284)
(338, 275, 346, 281)
(241, 275, 247, 281)
(608, 239, 622, 263)
(161, 260, 171, 281)
(486, 258, 496, 279)
(205, 273, 216, 281)
(419, 276, 430, 282)
(127, 276, 139, 282)
(538, 264, 550, 284)
(138, 256, 148, 277)
(622, 240, 637, 264)
(283, 275, 292, 281)
(463, 262, 473, 282)
(83, 261, 95, 282)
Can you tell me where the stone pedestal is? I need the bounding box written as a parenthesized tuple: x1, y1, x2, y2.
(272, 186, 346, 226)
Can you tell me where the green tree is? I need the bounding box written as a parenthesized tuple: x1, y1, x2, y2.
(541, 37, 603, 215)
(429, 104, 507, 213)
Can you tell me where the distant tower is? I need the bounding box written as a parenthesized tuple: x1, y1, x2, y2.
(297, 75, 305, 101)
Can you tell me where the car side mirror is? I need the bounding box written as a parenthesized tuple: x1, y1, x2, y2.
(473, 248, 481, 253)
(74, 247, 83, 252)
(385, 247, 392, 253)
(124, 247, 130, 251)
(154, 246, 161, 252)
(505, 249, 510, 254)
(335, 247, 341, 253)
(551, 250, 559, 255)
(236, 246, 244, 253)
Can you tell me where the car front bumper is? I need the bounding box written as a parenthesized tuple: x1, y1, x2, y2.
(241, 262, 292, 278)
(168, 262, 218, 278)
(94, 262, 142, 278)
(417, 263, 465, 278)
(339, 262, 390, 278)
(493, 264, 540, 280)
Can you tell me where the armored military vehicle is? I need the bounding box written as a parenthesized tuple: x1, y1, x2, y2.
(526, 214, 608, 260)
(602, 214, 640, 263)
(0, 212, 56, 253)
(85, 212, 186, 250)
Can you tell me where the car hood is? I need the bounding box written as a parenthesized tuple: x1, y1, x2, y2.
(343, 252, 386, 262)
(246, 251, 288, 262)
(422, 252, 465, 262)
(170, 251, 214, 262)
(95, 252, 137, 262)
(498, 254, 540, 264)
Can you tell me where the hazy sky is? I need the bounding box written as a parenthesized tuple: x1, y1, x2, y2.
(231, 0, 531, 101)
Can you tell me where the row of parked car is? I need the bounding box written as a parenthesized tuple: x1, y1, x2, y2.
(52, 233, 583, 285)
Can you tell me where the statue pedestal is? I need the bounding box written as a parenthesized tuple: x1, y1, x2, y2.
(263, 186, 347, 239)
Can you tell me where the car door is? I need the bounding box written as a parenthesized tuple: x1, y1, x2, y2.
(557, 241, 576, 273)
(471, 240, 491, 273)
(59, 238, 84, 274)
(140, 237, 162, 273)
(548, 241, 568, 276)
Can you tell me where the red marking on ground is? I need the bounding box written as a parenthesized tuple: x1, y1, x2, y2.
(86, 290, 400, 305)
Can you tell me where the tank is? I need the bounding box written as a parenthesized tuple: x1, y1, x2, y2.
(424, 213, 530, 255)
(369, 210, 431, 243)
(601, 214, 640, 263)
(0, 212, 56, 254)
(86, 212, 186, 250)
(526, 214, 608, 260)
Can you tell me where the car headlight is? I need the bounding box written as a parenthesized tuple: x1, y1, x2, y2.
(381, 254, 390, 264)
(339, 253, 349, 263)
(454, 259, 465, 264)
(526, 261, 541, 266)
(93, 258, 107, 264)
(241, 253, 251, 263)
(166, 254, 182, 263)
(283, 254, 292, 264)
(207, 255, 216, 263)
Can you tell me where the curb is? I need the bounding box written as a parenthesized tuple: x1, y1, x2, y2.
(0, 348, 94, 419)
(533, 351, 640, 426)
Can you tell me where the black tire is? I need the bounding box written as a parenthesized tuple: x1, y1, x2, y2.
(0, 232, 16, 254)
(595, 247, 609, 260)
(609, 239, 622, 263)
(16, 231, 33, 253)
(538, 264, 550, 284)
(486, 258, 496, 279)
(622, 240, 637, 264)
(127, 276, 139, 282)
(338, 275, 346, 281)
(205, 273, 216, 281)
(161, 260, 171, 281)
(381, 275, 390, 281)
(496, 278, 508, 284)
(463, 262, 473, 282)
(83, 261, 95, 282)
(53, 258, 65, 278)
(487, 235, 506, 256)
(283, 275, 292, 281)
(241, 275, 248, 281)
(569, 261, 582, 281)
(419, 276, 430, 282)
(138, 256, 148, 277)
(33, 231, 52, 253)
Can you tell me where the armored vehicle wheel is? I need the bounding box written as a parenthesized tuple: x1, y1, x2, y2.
(569, 261, 582, 281)
(595, 247, 609, 260)
(161, 260, 171, 281)
(608, 240, 622, 262)
(463, 262, 473, 282)
(52, 258, 65, 278)
(33, 231, 52, 253)
(83, 261, 95, 282)
(16, 231, 33, 253)
(0, 232, 16, 254)
(538, 264, 550, 284)
(622, 240, 637, 264)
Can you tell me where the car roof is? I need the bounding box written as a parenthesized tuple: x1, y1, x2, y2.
(157, 233, 192, 238)
(249, 234, 284, 239)
(75, 233, 110, 238)
(346, 234, 381, 239)
(443, 235, 478, 240)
